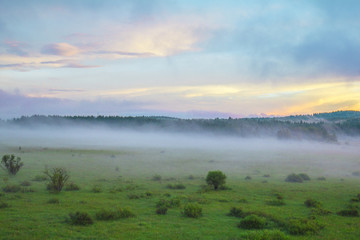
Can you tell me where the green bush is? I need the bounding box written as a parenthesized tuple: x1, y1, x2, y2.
(310, 207, 331, 216)
(2, 184, 21, 193)
(152, 174, 162, 181)
(245, 176, 252, 180)
(45, 167, 69, 193)
(1, 154, 23, 175)
(285, 174, 303, 183)
(20, 181, 31, 187)
(65, 182, 80, 191)
(68, 211, 93, 225)
(286, 218, 324, 235)
(96, 209, 119, 220)
(316, 176, 326, 181)
(156, 206, 168, 215)
(298, 173, 311, 181)
(337, 209, 359, 217)
(182, 203, 202, 218)
(166, 183, 186, 189)
(304, 199, 322, 208)
(117, 207, 135, 218)
(238, 214, 266, 229)
(47, 198, 60, 204)
(0, 201, 9, 209)
(206, 170, 226, 190)
(234, 229, 289, 240)
(227, 207, 243, 217)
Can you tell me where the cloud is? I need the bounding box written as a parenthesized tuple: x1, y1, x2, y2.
(41, 42, 79, 56)
(3, 40, 29, 56)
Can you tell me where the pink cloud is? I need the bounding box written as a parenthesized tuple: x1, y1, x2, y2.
(41, 42, 79, 56)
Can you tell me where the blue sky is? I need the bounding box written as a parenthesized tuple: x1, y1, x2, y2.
(0, 0, 359, 118)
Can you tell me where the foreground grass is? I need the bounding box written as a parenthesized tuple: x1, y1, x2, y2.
(0, 145, 360, 239)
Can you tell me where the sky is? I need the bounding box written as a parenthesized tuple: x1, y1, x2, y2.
(0, 0, 359, 119)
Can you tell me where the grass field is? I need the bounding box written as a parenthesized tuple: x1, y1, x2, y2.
(1, 132, 360, 239)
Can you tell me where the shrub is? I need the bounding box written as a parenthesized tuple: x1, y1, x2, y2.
(68, 211, 93, 225)
(2, 184, 21, 193)
(235, 229, 289, 240)
(0, 201, 9, 209)
(65, 182, 80, 191)
(1, 154, 23, 175)
(286, 218, 324, 235)
(227, 207, 243, 217)
(337, 209, 359, 217)
(266, 199, 286, 206)
(298, 173, 311, 181)
(96, 209, 119, 220)
(117, 207, 135, 218)
(32, 175, 48, 181)
(188, 175, 195, 180)
(166, 183, 186, 190)
(317, 176, 326, 181)
(152, 174, 162, 181)
(274, 193, 284, 200)
(128, 194, 141, 199)
(263, 174, 271, 178)
(20, 181, 31, 187)
(47, 198, 60, 204)
(285, 174, 303, 183)
(304, 199, 322, 208)
(144, 191, 153, 197)
(206, 170, 226, 190)
(245, 176, 252, 180)
(310, 207, 331, 216)
(156, 198, 181, 209)
(91, 185, 102, 193)
(44, 167, 69, 193)
(156, 206, 168, 215)
(182, 203, 202, 218)
(238, 215, 266, 229)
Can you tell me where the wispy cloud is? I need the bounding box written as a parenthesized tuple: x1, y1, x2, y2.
(41, 42, 79, 56)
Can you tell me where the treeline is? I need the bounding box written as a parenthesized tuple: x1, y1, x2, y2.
(4, 111, 360, 142)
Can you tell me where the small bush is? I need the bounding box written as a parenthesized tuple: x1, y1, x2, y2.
(266, 199, 286, 206)
(3, 184, 21, 193)
(238, 214, 266, 229)
(1, 154, 23, 175)
(245, 176, 252, 180)
(117, 207, 135, 218)
(91, 185, 102, 193)
(156, 206, 168, 215)
(227, 207, 243, 217)
(182, 203, 202, 218)
(169, 198, 181, 208)
(235, 229, 289, 240)
(166, 183, 186, 190)
(298, 173, 311, 181)
(68, 211, 93, 225)
(20, 181, 31, 187)
(238, 198, 248, 203)
(32, 175, 47, 182)
(188, 175, 195, 180)
(47, 198, 60, 204)
(144, 191, 153, 197)
(286, 218, 324, 235)
(206, 170, 226, 190)
(285, 174, 303, 183)
(310, 207, 331, 216)
(263, 174, 271, 178)
(96, 209, 119, 220)
(45, 167, 69, 193)
(337, 209, 359, 217)
(304, 199, 322, 208)
(316, 176, 326, 181)
(0, 202, 9, 209)
(128, 194, 141, 199)
(65, 182, 80, 191)
(152, 174, 162, 181)
(274, 193, 284, 200)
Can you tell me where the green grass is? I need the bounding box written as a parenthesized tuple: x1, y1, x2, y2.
(1, 144, 360, 239)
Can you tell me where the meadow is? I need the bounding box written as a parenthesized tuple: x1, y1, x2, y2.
(0, 130, 360, 239)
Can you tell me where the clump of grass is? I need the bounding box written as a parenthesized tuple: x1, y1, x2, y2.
(238, 214, 266, 229)
(298, 173, 311, 181)
(304, 199, 322, 208)
(2, 184, 21, 193)
(156, 198, 181, 209)
(128, 194, 141, 199)
(316, 176, 326, 181)
(182, 203, 202, 218)
(350, 194, 360, 202)
(166, 183, 186, 190)
(144, 191, 153, 197)
(244, 176, 252, 180)
(266, 199, 286, 206)
(96, 208, 135, 220)
(227, 207, 243, 217)
(286, 218, 324, 235)
(20, 181, 31, 187)
(152, 174, 162, 181)
(234, 229, 289, 240)
(238, 198, 248, 203)
(337, 209, 359, 217)
(188, 175, 195, 180)
(310, 207, 332, 216)
(91, 185, 102, 193)
(263, 174, 271, 178)
(68, 211, 93, 225)
(65, 182, 80, 191)
(47, 198, 60, 204)
(0, 201, 9, 209)
(32, 175, 47, 182)
(274, 193, 284, 200)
